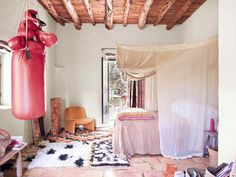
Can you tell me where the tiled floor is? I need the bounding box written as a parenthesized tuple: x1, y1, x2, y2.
(3, 155, 210, 177)
(2, 130, 211, 177)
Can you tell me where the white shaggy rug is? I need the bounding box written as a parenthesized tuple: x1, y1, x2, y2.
(28, 141, 91, 169)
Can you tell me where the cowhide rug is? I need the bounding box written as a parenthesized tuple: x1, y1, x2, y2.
(90, 139, 129, 167)
(28, 130, 129, 168)
(28, 141, 90, 169)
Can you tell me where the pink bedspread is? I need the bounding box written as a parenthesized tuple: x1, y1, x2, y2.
(112, 118, 161, 158)
(118, 112, 155, 121)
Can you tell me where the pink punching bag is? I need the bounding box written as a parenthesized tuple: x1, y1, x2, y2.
(8, 9, 57, 120)
(11, 41, 45, 119)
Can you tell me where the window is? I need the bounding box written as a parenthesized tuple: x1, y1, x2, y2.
(0, 46, 12, 106)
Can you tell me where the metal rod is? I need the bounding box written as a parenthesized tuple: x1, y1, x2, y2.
(101, 48, 115, 52)
(101, 48, 116, 61)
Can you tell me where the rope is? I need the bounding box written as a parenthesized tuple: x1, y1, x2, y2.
(16, 0, 27, 34)
(25, 0, 29, 51)
(33, 0, 39, 19)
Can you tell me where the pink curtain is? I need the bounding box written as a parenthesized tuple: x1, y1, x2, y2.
(129, 80, 145, 108)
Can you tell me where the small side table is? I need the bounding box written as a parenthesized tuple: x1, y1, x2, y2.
(204, 130, 218, 156)
(0, 143, 27, 177)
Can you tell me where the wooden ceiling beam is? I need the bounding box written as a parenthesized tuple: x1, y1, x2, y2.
(62, 0, 81, 30)
(37, 0, 65, 26)
(83, 0, 95, 26)
(154, 0, 176, 26)
(166, 0, 193, 30)
(123, 0, 130, 27)
(105, 0, 113, 30)
(138, 0, 153, 29)
(176, 0, 206, 24)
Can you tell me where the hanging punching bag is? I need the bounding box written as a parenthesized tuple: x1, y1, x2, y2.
(11, 41, 45, 119)
(8, 9, 57, 120)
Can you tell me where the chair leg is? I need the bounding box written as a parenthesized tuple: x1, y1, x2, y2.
(65, 120, 76, 134)
(84, 121, 95, 131)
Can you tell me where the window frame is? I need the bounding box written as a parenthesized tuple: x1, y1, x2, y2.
(0, 41, 12, 107)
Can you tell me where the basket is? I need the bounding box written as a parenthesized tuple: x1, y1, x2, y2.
(208, 147, 218, 167)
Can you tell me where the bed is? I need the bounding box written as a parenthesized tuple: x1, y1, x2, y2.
(112, 108, 161, 158)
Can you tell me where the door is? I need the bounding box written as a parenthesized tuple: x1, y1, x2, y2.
(102, 56, 128, 124)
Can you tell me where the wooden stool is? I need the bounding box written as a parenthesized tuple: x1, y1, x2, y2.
(0, 143, 26, 177)
(205, 130, 218, 148)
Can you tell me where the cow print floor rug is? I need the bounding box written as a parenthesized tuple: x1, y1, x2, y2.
(28, 141, 91, 169)
(90, 139, 129, 167)
(28, 130, 129, 169)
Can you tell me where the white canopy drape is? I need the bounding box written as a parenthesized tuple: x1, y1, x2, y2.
(116, 45, 157, 80)
(145, 74, 158, 111)
(116, 37, 218, 159)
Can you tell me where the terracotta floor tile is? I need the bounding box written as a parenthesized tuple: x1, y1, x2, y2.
(176, 162, 207, 171)
(142, 156, 161, 164)
(61, 169, 104, 177)
(150, 163, 167, 171)
(104, 169, 143, 177)
(22, 156, 210, 177)
(150, 163, 166, 171)
(132, 162, 152, 171)
(158, 157, 179, 165)
(192, 163, 208, 169)
(176, 164, 190, 171)
(24, 168, 53, 177)
(41, 173, 63, 177)
(143, 170, 163, 177)
(24, 168, 104, 177)
(37, 169, 64, 177)
(130, 156, 145, 163)
(192, 157, 210, 165)
(177, 158, 196, 165)
(144, 157, 165, 171)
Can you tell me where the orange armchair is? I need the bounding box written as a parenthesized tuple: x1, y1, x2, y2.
(64, 106, 95, 134)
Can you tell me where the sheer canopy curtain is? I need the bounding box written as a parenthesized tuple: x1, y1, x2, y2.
(156, 40, 218, 159)
(116, 38, 218, 159)
(145, 75, 158, 111)
(156, 47, 207, 159)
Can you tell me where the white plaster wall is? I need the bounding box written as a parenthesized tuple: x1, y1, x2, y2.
(55, 24, 183, 126)
(178, 0, 219, 131)
(180, 0, 218, 43)
(41, 11, 57, 135)
(218, 0, 236, 163)
(0, 0, 56, 143)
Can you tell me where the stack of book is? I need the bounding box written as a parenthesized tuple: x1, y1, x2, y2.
(9, 136, 26, 150)
(216, 162, 234, 177)
(206, 162, 234, 177)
